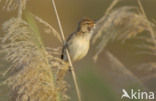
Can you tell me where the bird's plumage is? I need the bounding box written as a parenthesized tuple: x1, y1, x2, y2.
(61, 19, 95, 62)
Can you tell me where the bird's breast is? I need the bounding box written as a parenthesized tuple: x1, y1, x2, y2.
(68, 36, 90, 62)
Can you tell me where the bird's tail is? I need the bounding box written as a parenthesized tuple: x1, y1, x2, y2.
(56, 62, 70, 81)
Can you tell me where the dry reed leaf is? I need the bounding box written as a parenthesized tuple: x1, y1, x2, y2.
(103, 51, 146, 88)
(92, 7, 156, 60)
(34, 15, 62, 43)
(131, 63, 156, 81)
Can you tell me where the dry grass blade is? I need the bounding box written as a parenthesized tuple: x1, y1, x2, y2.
(33, 15, 62, 43)
(1, 15, 68, 101)
(92, 6, 156, 61)
(101, 51, 150, 95)
(131, 63, 156, 81)
(105, 51, 145, 86)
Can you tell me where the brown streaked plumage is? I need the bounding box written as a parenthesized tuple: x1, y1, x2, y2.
(61, 18, 95, 62)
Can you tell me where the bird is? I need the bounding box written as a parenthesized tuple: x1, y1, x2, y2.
(61, 18, 95, 63)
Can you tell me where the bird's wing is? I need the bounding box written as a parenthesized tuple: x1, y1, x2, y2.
(61, 32, 76, 60)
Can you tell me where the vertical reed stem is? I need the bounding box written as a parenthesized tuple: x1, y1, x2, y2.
(51, 0, 82, 101)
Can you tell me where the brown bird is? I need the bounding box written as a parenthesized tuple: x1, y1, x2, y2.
(61, 18, 95, 63)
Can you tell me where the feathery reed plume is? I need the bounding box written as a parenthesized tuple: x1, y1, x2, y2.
(0, 14, 68, 101)
(92, 6, 156, 60)
(1, 0, 28, 11)
(137, 0, 156, 54)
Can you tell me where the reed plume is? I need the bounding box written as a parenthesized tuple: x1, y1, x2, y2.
(0, 0, 27, 11)
(92, 6, 156, 60)
(0, 14, 68, 101)
(91, 0, 156, 91)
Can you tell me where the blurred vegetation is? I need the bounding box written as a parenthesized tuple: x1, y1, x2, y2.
(0, 0, 156, 101)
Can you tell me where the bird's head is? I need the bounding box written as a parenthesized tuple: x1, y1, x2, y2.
(78, 18, 95, 33)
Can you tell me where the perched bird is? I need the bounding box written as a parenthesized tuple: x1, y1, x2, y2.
(61, 18, 95, 63)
